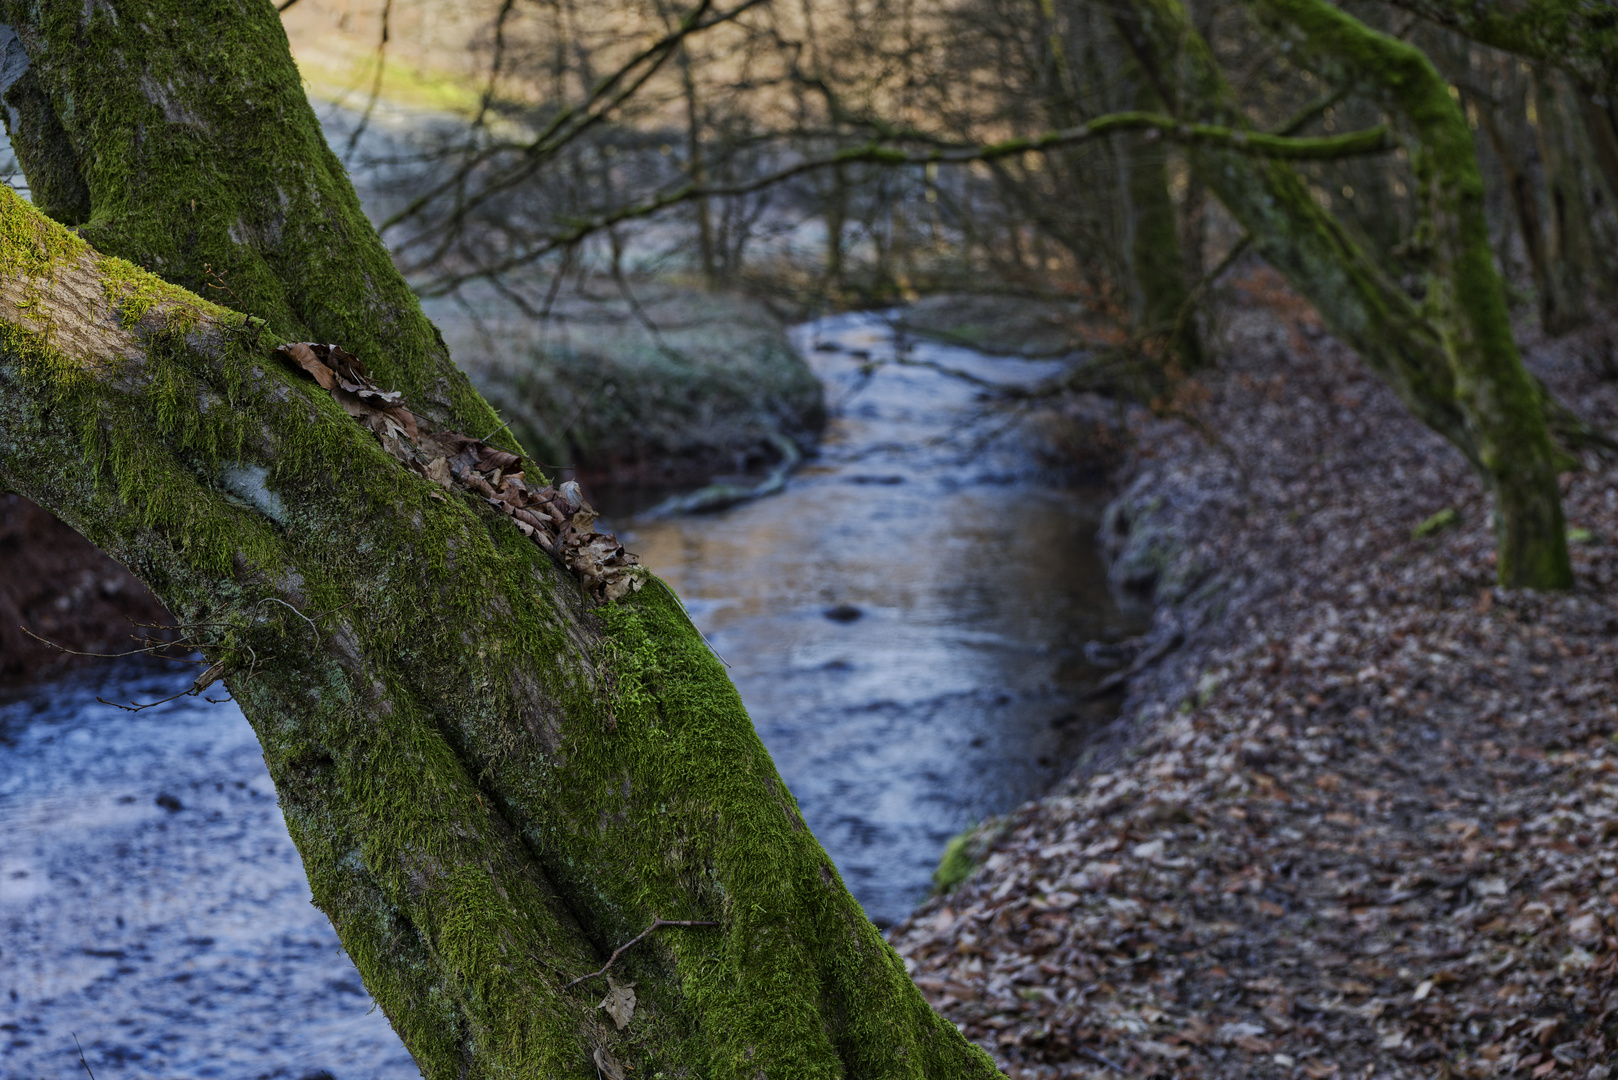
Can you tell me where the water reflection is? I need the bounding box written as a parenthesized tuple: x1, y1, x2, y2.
(613, 312, 1134, 925)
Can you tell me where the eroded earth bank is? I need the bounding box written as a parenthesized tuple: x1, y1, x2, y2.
(891, 276, 1618, 1080)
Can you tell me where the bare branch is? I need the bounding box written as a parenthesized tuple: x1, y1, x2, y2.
(378, 0, 768, 237)
(414, 112, 1393, 294)
(563, 918, 719, 990)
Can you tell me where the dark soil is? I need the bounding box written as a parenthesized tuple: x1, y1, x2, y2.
(0, 495, 172, 685)
(890, 272, 1618, 1080)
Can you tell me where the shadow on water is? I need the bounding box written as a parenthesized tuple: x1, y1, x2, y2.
(0, 311, 1141, 1076)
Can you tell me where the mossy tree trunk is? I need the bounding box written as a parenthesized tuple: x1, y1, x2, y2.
(1532, 67, 1616, 320)
(1471, 72, 1576, 335)
(1248, 0, 1573, 588)
(1118, 72, 1202, 372)
(1376, 0, 1618, 96)
(1382, 0, 1618, 273)
(0, 4, 1000, 1079)
(1104, 0, 1575, 589)
(1032, 0, 1201, 371)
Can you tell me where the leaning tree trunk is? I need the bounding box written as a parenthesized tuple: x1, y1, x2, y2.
(1104, 0, 1575, 589)
(0, 4, 1001, 1078)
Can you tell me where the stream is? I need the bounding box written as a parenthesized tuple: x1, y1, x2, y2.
(0, 312, 1136, 1079)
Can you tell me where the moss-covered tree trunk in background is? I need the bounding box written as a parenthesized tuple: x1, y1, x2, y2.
(1248, 0, 1573, 588)
(1031, 0, 1201, 372)
(1533, 67, 1617, 322)
(0, 4, 1001, 1078)
(1376, 0, 1618, 96)
(1118, 70, 1202, 372)
(1470, 72, 1574, 335)
(1104, 0, 1575, 589)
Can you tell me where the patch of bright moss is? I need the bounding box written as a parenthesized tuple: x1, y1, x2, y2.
(1412, 507, 1460, 539)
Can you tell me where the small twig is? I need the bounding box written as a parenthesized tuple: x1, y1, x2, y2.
(481, 418, 516, 443)
(72, 1034, 96, 1080)
(19, 625, 194, 661)
(563, 918, 718, 990)
(1077, 1044, 1128, 1073)
(256, 597, 319, 648)
(203, 263, 243, 307)
(97, 687, 197, 713)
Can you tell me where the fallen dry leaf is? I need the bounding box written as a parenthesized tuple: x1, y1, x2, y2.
(275, 341, 644, 603)
(592, 1046, 627, 1080)
(600, 975, 636, 1031)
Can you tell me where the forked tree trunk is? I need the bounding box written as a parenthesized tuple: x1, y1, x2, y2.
(0, 4, 1000, 1078)
(1105, 0, 1576, 589)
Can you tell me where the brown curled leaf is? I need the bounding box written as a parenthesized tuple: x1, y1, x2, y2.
(276, 338, 642, 603)
(424, 457, 454, 489)
(477, 446, 522, 475)
(275, 342, 336, 390)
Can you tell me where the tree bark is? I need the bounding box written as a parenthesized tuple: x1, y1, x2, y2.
(0, 0, 494, 439)
(1118, 71, 1202, 370)
(1471, 72, 1571, 335)
(0, 4, 1000, 1078)
(1105, 0, 1575, 589)
(1376, 0, 1618, 95)
(1531, 68, 1594, 334)
(1247, 0, 1573, 588)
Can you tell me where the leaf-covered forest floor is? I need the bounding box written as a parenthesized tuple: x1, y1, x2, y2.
(890, 272, 1618, 1080)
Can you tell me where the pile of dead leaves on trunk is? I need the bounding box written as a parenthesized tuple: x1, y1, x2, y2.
(890, 277, 1618, 1080)
(276, 343, 644, 602)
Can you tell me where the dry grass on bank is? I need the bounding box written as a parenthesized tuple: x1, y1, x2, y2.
(892, 276, 1618, 1080)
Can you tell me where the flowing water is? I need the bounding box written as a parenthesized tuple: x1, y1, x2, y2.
(608, 313, 1133, 924)
(0, 312, 1135, 1078)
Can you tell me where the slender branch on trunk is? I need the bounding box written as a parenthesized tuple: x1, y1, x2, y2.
(563, 919, 721, 990)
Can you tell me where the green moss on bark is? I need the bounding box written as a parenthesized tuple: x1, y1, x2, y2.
(1375, 0, 1618, 94)
(1248, 0, 1572, 588)
(1107, 0, 1573, 588)
(0, 0, 503, 445)
(0, 157, 998, 1080)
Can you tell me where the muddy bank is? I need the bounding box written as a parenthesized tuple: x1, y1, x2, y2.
(890, 278, 1618, 1079)
(0, 495, 172, 685)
